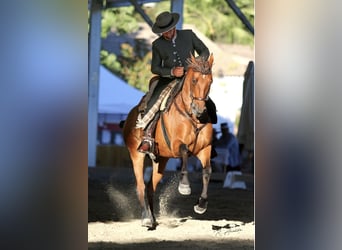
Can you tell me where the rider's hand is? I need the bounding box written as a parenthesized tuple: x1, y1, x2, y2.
(172, 66, 184, 77)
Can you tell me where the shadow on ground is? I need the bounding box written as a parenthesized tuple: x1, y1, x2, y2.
(88, 167, 254, 223)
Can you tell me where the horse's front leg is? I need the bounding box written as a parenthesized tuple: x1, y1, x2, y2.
(177, 144, 191, 195)
(194, 146, 212, 214)
(130, 151, 154, 228)
(145, 157, 168, 230)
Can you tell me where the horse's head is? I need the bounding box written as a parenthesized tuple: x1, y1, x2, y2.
(185, 53, 214, 122)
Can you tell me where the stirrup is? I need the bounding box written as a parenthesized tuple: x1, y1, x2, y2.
(137, 137, 154, 153)
(138, 138, 159, 162)
(148, 152, 157, 161)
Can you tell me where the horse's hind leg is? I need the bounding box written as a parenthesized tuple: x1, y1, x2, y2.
(194, 147, 212, 214)
(178, 144, 191, 195)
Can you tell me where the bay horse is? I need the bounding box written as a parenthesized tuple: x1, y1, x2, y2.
(122, 54, 214, 229)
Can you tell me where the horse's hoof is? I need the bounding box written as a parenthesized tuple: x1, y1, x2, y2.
(194, 197, 208, 214)
(147, 223, 157, 231)
(142, 217, 153, 228)
(142, 218, 158, 230)
(141, 210, 155, 228)
(178, 183, 191, 195)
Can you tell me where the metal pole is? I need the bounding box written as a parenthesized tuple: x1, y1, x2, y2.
(171, 0, 184, 30)
(88, 0, 103, 167)
(129, 0, 154, 27)
(225, 0, 254, 35)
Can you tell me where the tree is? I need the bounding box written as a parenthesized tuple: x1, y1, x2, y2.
(184, 0, 254, 44)
(99, 7, 152, 92)
(101, 7, 139, 38)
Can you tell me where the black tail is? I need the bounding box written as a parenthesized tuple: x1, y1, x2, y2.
(119, 120, 125, 128)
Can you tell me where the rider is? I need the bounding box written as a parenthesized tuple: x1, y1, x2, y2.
(137, 11, 216, 158)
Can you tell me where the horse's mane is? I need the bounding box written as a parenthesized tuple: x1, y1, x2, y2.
(186, 56, 212, 74)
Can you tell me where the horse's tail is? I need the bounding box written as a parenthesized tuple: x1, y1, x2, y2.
(119, 120, 125, 128)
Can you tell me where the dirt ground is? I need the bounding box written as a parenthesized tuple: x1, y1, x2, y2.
(88, 167, 254, 249)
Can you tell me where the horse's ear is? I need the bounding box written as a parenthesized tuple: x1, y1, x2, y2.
(190, 53, 196, 63)
(208, 53, 214, 67)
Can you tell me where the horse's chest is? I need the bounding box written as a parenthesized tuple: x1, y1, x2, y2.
(181, 128, 211, 147)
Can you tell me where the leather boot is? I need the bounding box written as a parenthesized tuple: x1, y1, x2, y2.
(138, 77, 159, 115)
(137, 136, 158, 161)
(138, 136, 154, 154)
(137, 112, 160, 161)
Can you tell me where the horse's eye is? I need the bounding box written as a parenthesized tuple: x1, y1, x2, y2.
(192, 78, 197, 84)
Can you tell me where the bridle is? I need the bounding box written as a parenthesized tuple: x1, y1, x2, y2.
(190, 89, 209, 102)
(175, 78, 209, 119)
(188, 70, 212, 116)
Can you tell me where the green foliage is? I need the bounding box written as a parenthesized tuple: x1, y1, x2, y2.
(122, 50, 152, 93)
(184, 0, 254, 44)
(118, 42, 152, 93)
(144, 1, 170, 21)
(101, 7, 139, 38)
(100, 41, 150, 93)
(98, 7, 151, 92)
(100, 50, 121, 72)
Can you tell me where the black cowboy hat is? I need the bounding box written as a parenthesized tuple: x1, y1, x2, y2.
(152, 11, 180, 34)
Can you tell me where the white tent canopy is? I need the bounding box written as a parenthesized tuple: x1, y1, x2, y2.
(98, 66, 144, 115)
(210, 76, 244, 133)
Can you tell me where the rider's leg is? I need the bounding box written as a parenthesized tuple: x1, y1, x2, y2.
(137, 112, 160, 160)
(138, 76, 159, 114)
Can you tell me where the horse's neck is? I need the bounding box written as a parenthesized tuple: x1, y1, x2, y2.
(171, 79, 196, 125)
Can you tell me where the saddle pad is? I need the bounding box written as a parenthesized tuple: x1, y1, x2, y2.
(136, 80, 178, 129)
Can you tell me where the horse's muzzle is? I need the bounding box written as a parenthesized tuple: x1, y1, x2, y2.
(191, 102, 205, 117)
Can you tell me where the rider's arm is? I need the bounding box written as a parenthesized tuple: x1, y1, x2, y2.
(151, 43, 174, 78)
